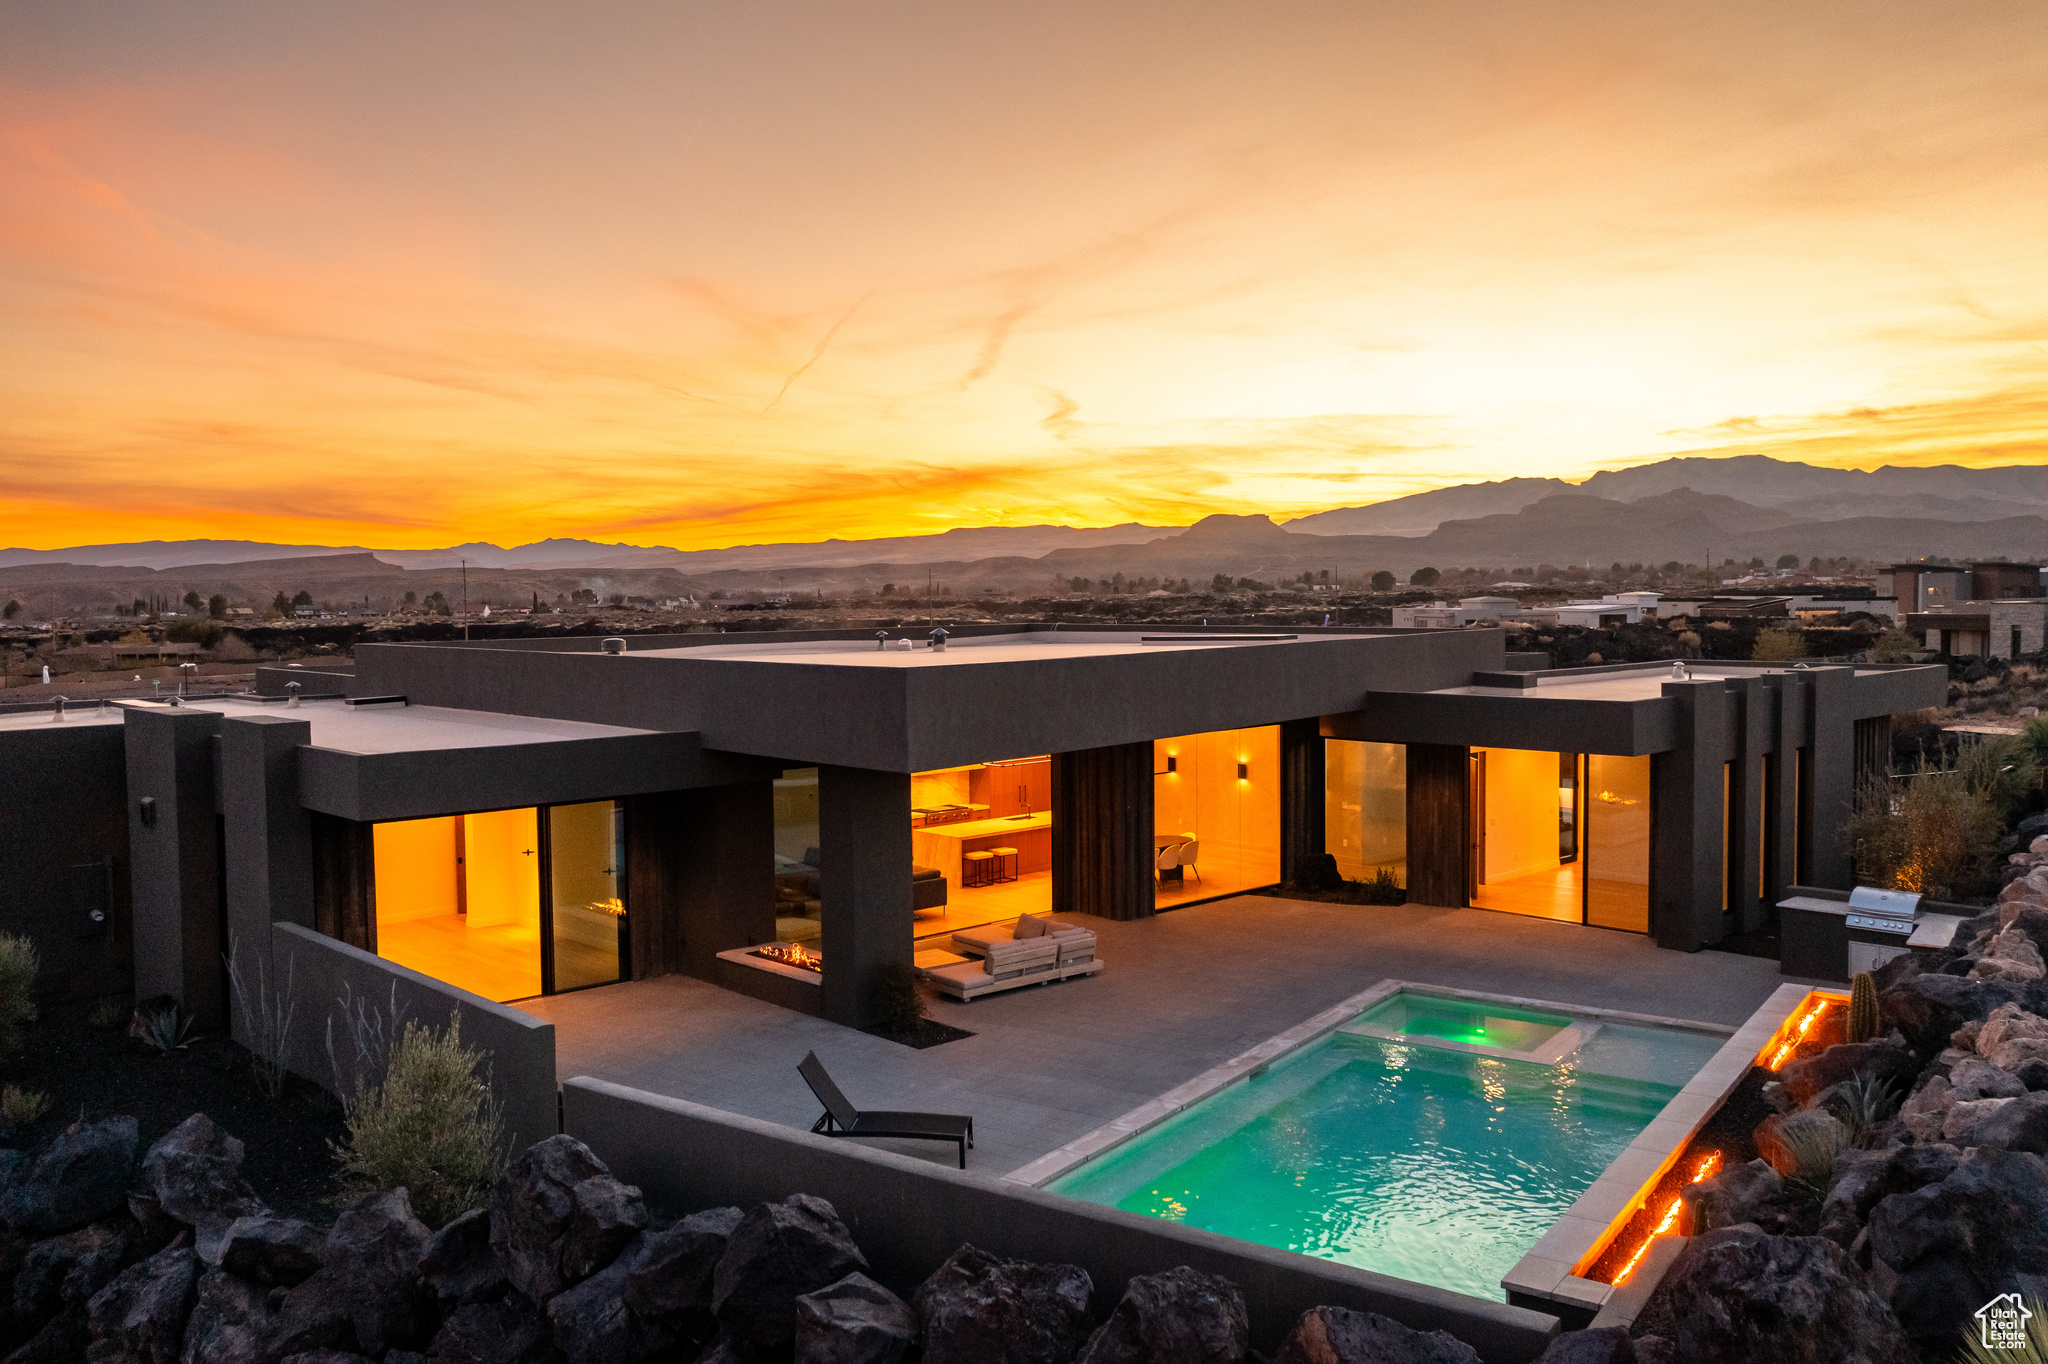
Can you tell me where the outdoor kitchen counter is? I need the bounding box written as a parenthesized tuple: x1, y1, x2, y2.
(912, 810, 1053, 883)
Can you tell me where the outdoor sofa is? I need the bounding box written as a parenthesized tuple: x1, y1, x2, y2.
(924, 913, 1103, 1001)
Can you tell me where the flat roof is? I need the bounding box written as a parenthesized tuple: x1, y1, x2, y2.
(1430, 663, 1898, 704)
(625, 629, 1383, 670)
(153, 696, 658, 755)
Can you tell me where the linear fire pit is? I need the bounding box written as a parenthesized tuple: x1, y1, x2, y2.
(716, 942, 824, 1016)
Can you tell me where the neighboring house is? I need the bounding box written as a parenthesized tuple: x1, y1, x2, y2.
(0, 623, 1943, 1042)
(1899, 561, 2048, 659)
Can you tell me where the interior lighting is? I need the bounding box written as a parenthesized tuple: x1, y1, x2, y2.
(1610, 1151, 1723, 1286)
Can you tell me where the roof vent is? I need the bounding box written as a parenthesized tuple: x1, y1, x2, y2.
(601, 637, 628, 656)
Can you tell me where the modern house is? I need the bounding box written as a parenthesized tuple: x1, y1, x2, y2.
(0, 624, 1943, 1040)
(1897, 561, 2048, 659)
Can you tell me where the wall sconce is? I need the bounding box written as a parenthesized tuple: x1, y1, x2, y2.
(138, 796, 157, 828)
(1236, 761, 1249, 780)
(1166, 755, 1177, 773)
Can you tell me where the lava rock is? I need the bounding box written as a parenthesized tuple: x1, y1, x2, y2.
(2016, 1057, 2048, 1090)
(548, 1238, 675, 1364)
(85, 1245, 199, 1364)
(1817, 1145, 1960, 1247)
(913, 1243, 1093, 1364)
(278, 1353, 375, 1364)
(1778, 1039, 1918, 1108)
(1660, 1226, 1906, 1364)
(217, 1214, 325, 1287)
(1964, 1090, 2048, 1152)
(1078, 1265, 1246, 1364)
(488, 1135, 637, 1304)
(429, 1295, 553, 1364)
(7, 1303, 88, 1362)
(420, 1207, 510, 1307)
(795, 1272, 918, 1364)
(1866, 1147, 2048, 1347)
(140, 1115, 266, 1263)
(622, 1206, 741, 1339)
(1531, 1328, 1636, 1364)
(1941, 1096, 2017, 1145)
(1271, 1305, 1479, 1364)
(713, 1195, 868, 1352)
(177, 1269, 275, 1364)
(1947, 1057, 2027, 1100)
(14, 1222, 132, 1319)
(1682, 1160, 1782, 1236)
(0, 1117, 138, 1233)
(273, 1187, 435, 1357)
(1880, 974, 2034, 1056)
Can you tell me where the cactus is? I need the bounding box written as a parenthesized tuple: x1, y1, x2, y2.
(1847, 971, 1878, 1044)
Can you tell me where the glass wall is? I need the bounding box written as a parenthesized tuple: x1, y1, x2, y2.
(909, 756, 1053, 939)
(1153, 726, 1281, 906)
(371, 801, 629, 1002)
(1470, 747, 1581, 922)
(1326, 740, 1405, 885)
(773, 768, 823, 943)
(1585, 755, 1650, 931)
(548, 801, 626, 991)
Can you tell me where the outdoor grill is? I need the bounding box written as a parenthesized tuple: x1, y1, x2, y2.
(1844, 885, 1922, 937)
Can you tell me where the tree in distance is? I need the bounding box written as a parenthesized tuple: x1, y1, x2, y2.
(207, 594, 227, 619)
(291, 590, 313, 608)
(1370, 570, 1396, 592)
(0, 600, 18, 620)
(1409, 566, 1441, 587)
(1776, 554, 1801, 570)
(181, 590, 203, 612)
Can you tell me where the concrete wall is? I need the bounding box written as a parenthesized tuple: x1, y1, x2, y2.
(0, 719, 134, 1002)
(271, 922, 558, 1154)
(560, 1077, 1560, 1364)
(123, 706, 225, 1021)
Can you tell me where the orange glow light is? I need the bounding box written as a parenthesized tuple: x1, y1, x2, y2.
(1609, 1151, 1722, 1286)
(1767, 1000, 1830, 1070)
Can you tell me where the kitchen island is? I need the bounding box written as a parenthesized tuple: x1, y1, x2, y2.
(911, 809, 1052, 886)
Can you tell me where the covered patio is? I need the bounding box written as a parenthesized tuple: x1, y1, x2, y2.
(518, 895, 1818, 1176)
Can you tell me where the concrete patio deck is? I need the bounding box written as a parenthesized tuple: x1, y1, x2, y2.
(519, 895, 1821, 1177)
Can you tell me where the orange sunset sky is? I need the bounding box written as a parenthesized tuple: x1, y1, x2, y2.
(3, 0, 2046, 551)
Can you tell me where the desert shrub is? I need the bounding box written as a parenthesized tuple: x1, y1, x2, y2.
(0, 1086, 49, 1128)
(226, 936, 296, 1100)
(136, 1005, 197, 1053)
(1954, 734, 2040, 822)
(1776, 1109, 1851, 1188)
(1836, 1070, 1899, 1136)
(0, 934, 38, 1060)
(1752, 627, 1807, 661)
(87, 996, 129, 1030)
(332, 1015, 505, 1229)
(870, 962, 929, 1034)
(1358, 867, 1406, 905)
(1868, 628, 1923, 663)
(1846, 762, 2004, 901)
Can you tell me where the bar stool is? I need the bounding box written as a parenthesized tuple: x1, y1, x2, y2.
(963, 850, 997, 888)
(989, 847, 1019, 883)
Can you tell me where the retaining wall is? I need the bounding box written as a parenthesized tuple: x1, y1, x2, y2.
(269, 923, 558, 1152)
(561, 1076, 1561, 1364)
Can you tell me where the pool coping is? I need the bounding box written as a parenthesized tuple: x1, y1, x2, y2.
(1002, 978, 1737, 1190)
(1499, 982, 1845, 1323)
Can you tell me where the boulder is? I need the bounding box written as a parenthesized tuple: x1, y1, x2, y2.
(217, 1215, 325, 1287)
(1968, 929, 2046, 982)
(1660, 1226, 1906, 1364)
(1777, 1039, 1917, 1108)
(7, 1304, 88, 1362)
(420, 1207, 509, 1307)
(273, 1187, 435, 1357)
(140, 1116, 265, 1263)
(1629, 1336, 1673, 1364)
(548, 1239, 675, 1364)
(1077, 1266, 1246, 1364)
(1879, 974, 2032, 1056)
(488, 1135, 637, 1304)
(1271, 1306, 1479, 1364)
(1941, 1096, 2017, 1145)
(177, 1269, 274, 1364)
(14, 1222, 132, 1319)
(429, 1295, 553, 1364)
(1817, 1145, 1960, 1247)
(0, 1118, 138, 1233)
(1681, 1160, 1781, 1236)
(1866, 1147, 2048, 1347)
(913, 1243, 1094, 1364)
(84, 1245, 198, 1364)
(794, 1271, 918, 1364)
(1899, 1075, 1955, 1142)
(1531, 1329, 1636, 1364)
(712, 1195, 868, 1352)
(1962, 1090, 2048, 1152)
(278, 1354, 375, 1364)
(2015, 1057, 2048, 1091)
(1947, 1057, 2027, 1100)
(622, 1206, 741, 1335)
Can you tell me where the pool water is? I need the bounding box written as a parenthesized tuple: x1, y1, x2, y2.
(1353, 995, 1572, 1052)
(1047, 994, 1723, 1301)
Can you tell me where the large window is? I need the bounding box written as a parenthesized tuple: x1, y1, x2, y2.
(773, 769, 823, 944)
(1326, 740, 1405, 885)
(1584, 755, 1649, 932)
(1467, 747, 1650, 932)
(1153, 726, 1281, 907)
(909, 757, 1053, 939)
(371, 802, 628, 1002)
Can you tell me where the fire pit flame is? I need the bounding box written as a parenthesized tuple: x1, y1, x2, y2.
(755, 942, 823, 973)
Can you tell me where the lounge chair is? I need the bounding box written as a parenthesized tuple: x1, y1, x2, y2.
(798, 1051, 975, 1169)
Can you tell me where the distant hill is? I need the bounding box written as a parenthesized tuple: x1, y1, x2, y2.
(0, 540, 374, 570)
(1286, 477, 1573, 536)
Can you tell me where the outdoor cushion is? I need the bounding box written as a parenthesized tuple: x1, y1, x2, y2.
(1012, 913, 1048, 938)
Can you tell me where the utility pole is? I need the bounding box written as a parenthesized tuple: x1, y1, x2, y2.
(461, 558, 469, 641)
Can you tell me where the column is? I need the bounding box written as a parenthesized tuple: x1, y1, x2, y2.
(1051, 742, 1154, 922)
(1279, 718, 1326, 887)
(1767, 673, 1805, 894)
(819, 766, 912, 1028)
(1805, 667, 1858, 888)
(1730, 676, 1768, 935)
(219, 716, 313, 1048)
(124, 706, 225, 1024)
(625, 782, 776, 982)
(1403, 743, 1469, 908)
(1649, 679, 1730, 950)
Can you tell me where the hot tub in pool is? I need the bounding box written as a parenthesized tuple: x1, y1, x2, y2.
(1045, 990, 1724, 1301)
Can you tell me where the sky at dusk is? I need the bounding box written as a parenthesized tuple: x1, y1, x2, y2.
(3, 0, 2046, 551)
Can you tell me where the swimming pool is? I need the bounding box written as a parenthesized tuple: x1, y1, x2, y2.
(1046, 990, 1724, 1301)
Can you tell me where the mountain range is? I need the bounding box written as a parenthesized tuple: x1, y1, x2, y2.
(3, 455, 2043, 611)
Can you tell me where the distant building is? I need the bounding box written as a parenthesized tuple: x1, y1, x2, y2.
(1898, 561, 2048, 659)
